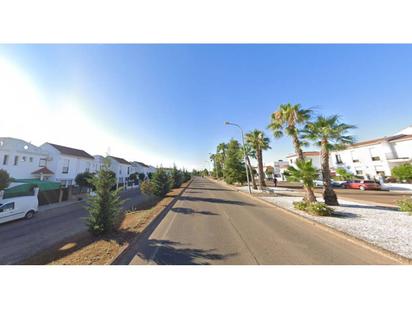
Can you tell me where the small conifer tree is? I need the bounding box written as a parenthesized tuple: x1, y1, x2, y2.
(86, 159, 122, 235)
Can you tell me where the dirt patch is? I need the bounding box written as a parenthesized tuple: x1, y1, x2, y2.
(24, 182, 191, 265)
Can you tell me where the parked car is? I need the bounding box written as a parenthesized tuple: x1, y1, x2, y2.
(314, 180, 345, 188)
(343, 180, 381, 191)
(0, 195, 38, 224)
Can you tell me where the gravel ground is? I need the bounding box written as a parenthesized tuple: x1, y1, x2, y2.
(237, 186, 412, 259)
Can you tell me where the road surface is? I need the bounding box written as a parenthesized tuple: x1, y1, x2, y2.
(0, 188, 144, 265)
(267, 181, 412, 206)
(124, 177, 398, 265)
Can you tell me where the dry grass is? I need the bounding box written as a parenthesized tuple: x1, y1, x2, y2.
(24, 182, 190, 265)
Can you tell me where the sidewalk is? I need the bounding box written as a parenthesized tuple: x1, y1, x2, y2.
(38, 198, 85, 213)
(235, 184, 412, 260)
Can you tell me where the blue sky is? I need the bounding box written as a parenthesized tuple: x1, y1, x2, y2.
(1, 44, 412, 169)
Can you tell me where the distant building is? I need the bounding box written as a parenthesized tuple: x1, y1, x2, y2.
(286, 151, 321, 170)
(331, 126, 412, 179)
(107, 156, 132, 185)
(92, 155, 106, 173)
(0, 137, 51, 180)
(273, 160, 290, 180)
(40, 142, 95, 186)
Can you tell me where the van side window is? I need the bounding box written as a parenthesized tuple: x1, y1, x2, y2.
(0, 202, 15, 212)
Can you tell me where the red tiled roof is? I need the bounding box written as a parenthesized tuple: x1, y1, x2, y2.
(47, 143, 94, 159)
(348, 134, 412, 148)
(109, 156, 130, 165)
(32, 167, 54, 175)
(286, 151, 320, 158)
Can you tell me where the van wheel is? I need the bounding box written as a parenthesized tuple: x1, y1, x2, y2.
(359, 186, 365, 191)
(25, 210, 35, 219)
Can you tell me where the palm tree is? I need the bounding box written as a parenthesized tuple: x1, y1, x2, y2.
(244, 143, 258, 190)
(286, 159, 318, 201)
(268, 103, 316, 201)
(217, 143, 227, 165)
(246, 130, 271, 190)
(302, 115, 355, 205)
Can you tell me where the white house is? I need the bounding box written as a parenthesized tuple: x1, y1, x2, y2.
(130, 161, 157, 177)
(286, 151, 322, 170)
(107, 156, 132, 185)
(272, 160, 290, 180)
(331, 126, 412, 180)
(92, 155, 106, 173)
(40, 143, 95, 186)
(0, 137, 52, 180)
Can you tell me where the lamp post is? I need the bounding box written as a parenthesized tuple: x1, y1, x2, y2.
(224, 121, 251, 194)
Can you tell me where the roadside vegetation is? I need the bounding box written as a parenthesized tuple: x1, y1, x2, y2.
(0, 169, 11, 191)
(301, 115, 355, 205)
(396, 197, 412, 215)
(208, 102, 355, 211)
(86, 161, 123, 236)
(391, 163, 412, 183)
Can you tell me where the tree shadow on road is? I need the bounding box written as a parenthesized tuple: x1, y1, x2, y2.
(178, 196, 256, 207)
(188, 187, 232, 192)
(133, 239, 237, 265)
(171, 207, 219, 216)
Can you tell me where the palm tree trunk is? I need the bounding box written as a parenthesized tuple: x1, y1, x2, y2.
(321, 139, 339, 205)
(246, 156, 257, 190)
(292, 132, 317, 202)
(257, 149, 265, 190)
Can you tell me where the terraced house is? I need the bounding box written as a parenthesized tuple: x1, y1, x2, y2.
(331, 125, 412, 179)
(40, 143, 95, 187)
(0, 137, 51, 180)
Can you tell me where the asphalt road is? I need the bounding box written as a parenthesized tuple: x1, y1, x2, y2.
(267, 181, 412, 206)
(0, 188, 144, 265)
(125, 177, 398, 265)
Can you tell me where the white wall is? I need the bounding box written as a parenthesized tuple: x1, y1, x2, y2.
(0, 138, 49, 179)
(331, 139, 412, 179)
(40, 144, 94, 186)
(287, 155, 322, 170)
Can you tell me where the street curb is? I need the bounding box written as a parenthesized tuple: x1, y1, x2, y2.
(208, 177, 411, 265)
(110, 179, 193, 265)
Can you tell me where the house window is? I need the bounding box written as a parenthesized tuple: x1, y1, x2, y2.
(62, 159, 69, 174)
(2, 154, 8, 165)
(39, 158, 46, 167)
(14, 156, 19, 166)
(22, 156, 26, 162)
(369, 148, 381, 162)
(375, 166, 385, 176)
(29, 157, 33, 163)
(127, 167, 130, 174)
(335, 154, 343, 164)
(355, 170, 363, 176)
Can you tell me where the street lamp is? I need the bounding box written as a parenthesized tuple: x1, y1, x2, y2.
(224, 121, 251, 194)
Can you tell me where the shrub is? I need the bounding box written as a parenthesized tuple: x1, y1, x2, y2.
(87, 161, 122, 236)
(0, 169, 11, 191)
(151, 168, 171, 197)
(75, 171, 95, 190)
(170, 164, 183, 188)
(140, 179, 154, 195)
(293, 200, 334, 216)
(392, 163, 412, 183)
(397, 198, 412, 215)
(293, 201, 308, 211)
(138, 173, 146, 182)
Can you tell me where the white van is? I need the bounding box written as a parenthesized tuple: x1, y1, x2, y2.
(0, 195, 39, 224)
